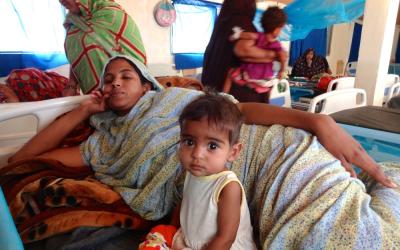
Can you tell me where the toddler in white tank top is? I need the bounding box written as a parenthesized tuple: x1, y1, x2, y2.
(173, 92, 257, 250)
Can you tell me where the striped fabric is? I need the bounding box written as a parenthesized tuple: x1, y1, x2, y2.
(64, 0, 146, 94)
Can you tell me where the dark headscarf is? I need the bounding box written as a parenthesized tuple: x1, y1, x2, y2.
(291, 48, 330, 79)
(201, 0, 257, 91)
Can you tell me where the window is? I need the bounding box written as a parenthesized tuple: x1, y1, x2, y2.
(172, 0, 220, 69)
(0, 0, 67, 76)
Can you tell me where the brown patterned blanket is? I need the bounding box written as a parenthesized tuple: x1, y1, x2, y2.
(0, 157, 154, 243)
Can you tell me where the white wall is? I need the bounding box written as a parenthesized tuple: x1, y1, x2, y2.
(327, 21, 400, 75)
(116, 0, 173, 64)
(326, 23, 354, 75)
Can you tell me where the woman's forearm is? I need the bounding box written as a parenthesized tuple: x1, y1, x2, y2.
(10, 105, 92, 162)
(237, 103, 397, 188)
(237, 102, 328, 134)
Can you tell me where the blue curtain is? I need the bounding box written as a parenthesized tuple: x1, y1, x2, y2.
(348, 23, 362, 63)
(289, 29, 327, 66)
(0, 0, 67, 76)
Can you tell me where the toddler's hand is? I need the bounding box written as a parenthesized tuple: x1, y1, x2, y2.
(62, 82, 79, 97)
(277, 71, 285, 80)
(230, 26, 244, 41)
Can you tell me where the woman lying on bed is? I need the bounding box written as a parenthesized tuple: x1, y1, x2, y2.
(9, 55, 400, 248)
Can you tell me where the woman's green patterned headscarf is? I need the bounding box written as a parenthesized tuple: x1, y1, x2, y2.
(64, 0, 147, 94)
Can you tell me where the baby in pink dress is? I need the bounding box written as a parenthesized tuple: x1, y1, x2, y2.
(225, 6, 287, 94)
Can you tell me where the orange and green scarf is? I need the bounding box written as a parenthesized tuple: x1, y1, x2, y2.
(64, 0, 146, 94)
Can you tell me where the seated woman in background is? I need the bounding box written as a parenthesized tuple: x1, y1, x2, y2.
(388, 95, 400, 109)
(291, 48, 332, 80)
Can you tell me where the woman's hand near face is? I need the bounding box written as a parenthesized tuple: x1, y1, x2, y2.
(80, 90, 109, 115)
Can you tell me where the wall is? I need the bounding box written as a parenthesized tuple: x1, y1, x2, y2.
(116, 0, 173, 64)
(326, 23, 354, 75)
(327, 21, 400, 75)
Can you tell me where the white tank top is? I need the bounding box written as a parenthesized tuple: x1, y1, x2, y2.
(180, 171, 257, 250)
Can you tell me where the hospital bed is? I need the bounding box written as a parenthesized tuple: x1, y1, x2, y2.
(0, 95, 89, 249)
(0, 61, 188, 166)
(1, 87, 400, 249)
(0, 95, 90, 166)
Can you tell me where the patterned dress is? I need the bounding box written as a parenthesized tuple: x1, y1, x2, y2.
(4, 68, 68, 102)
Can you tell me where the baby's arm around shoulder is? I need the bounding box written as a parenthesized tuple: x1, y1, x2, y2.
(205, 181, 242, 250)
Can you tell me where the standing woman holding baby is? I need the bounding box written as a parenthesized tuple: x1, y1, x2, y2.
(202, 0, 286, 103)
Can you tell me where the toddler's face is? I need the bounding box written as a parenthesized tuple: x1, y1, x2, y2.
(179, 118, 241, 177)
